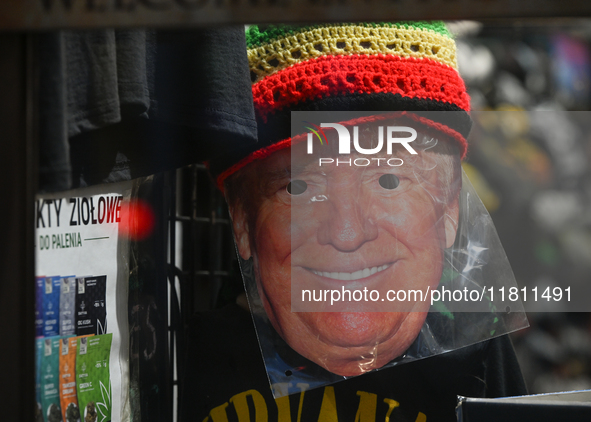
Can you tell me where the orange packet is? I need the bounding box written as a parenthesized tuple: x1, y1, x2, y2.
(59, 335, 91, 422)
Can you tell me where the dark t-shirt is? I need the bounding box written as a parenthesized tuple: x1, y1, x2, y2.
(180, 304, 527, 422)
(38, 27, 258, 192)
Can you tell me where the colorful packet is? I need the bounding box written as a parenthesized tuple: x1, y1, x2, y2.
(76, 334, 113, 422)
(43, 276, 61, 337)
(75, 276, 107, 336)
(35, 338, 44, 422)
(60, 276, 76, 336)
(35, 276, 45, 337)
(40, 336, 62, 422)
(60, 336, 83, 422)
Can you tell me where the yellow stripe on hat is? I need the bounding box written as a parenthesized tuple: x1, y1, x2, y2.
(248, 25, 458, 84)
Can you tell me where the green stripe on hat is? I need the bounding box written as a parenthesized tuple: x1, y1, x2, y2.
(246, 22, 453, 49)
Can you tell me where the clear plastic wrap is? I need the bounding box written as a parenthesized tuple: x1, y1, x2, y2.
(225, 111, 529, 398)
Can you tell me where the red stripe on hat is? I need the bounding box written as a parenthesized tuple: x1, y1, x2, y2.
(252, 55, 470, 122)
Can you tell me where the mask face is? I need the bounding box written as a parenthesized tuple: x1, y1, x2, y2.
(260, 137, 458, 375)
(227, 111, 528, 397)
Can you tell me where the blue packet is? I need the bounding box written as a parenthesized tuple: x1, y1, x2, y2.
(35, 276, 45, 337)
(59, 276, 76, 336)
(43, 276, 61, 337)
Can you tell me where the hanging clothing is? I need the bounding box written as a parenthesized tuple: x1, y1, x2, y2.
(38, 27, 257, 192)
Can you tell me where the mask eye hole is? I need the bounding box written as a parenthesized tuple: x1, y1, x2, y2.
(287, 180, 307, 195)
(379, 174, 399, 190)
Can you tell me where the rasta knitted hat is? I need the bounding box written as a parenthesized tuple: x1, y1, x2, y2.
(211, 22, 471, 189)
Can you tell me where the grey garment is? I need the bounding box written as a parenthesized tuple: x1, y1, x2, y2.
(38, 32, 70, 192)
(39, 29, 154, 192)
(65, 29, 153, 137)
(38, 27, 257, 193)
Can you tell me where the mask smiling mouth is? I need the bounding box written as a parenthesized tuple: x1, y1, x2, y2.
(305, 264, 392, 281)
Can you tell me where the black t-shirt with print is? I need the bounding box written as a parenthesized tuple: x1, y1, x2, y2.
(180, 304, 526, 422)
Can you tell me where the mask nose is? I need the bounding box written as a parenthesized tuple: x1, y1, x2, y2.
(316, 186, 378, 252)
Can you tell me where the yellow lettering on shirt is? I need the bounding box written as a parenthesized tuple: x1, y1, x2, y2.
(383, 398, 400, 422)
(202, 386, 427, 422)
(230, 389, 268, 422)
(206, 402, 229, 422)
(295, 383, 308, 422)
(317, 386, 338, 422)
(354, 391, 377, 422)
(275, 393, 291, 421)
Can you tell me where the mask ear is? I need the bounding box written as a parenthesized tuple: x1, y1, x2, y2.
(444, 194, 460, 249)
(228, 202, 252, 260)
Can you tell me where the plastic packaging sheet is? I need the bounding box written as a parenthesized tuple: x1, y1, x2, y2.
(227, 111, 529, 398)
